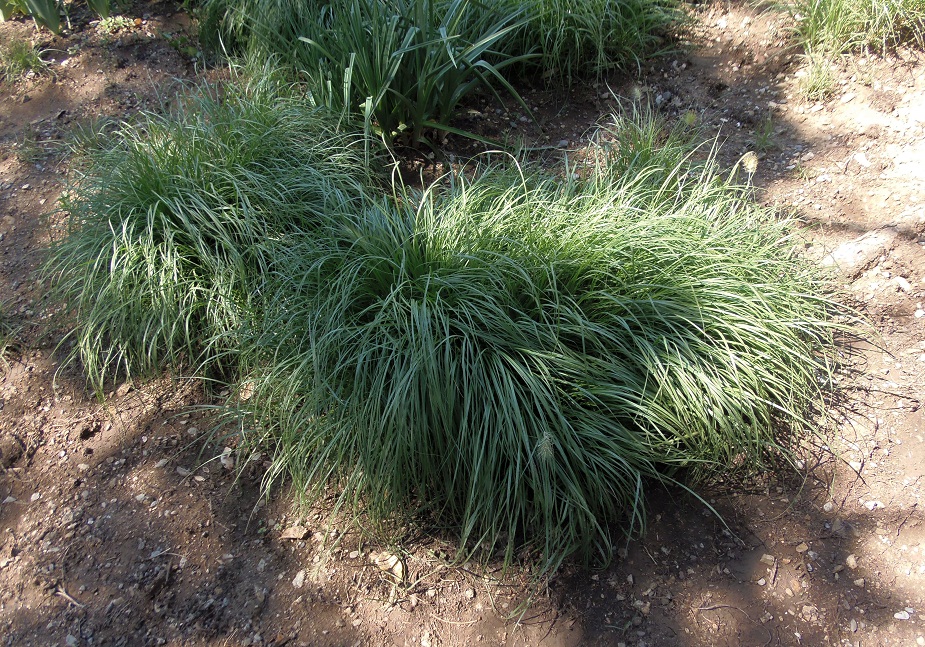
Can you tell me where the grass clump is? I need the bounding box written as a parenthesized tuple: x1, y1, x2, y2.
(790, 0, 925, 55)
(488, 0, 681, 83)
(201, 0, 531, 148)
(44, 64, 381, 392)
(0, 37, 48, 83)
(234, 121, 851, 572)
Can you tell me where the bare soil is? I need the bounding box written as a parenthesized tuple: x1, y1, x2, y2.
(2, 2, 924, 646)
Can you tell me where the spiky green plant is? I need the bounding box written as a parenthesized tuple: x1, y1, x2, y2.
(790, 0, 925, 55)
(234, 119, 854, 573)
(44, 63, 381, 392)
(200, 0, 532, 147)
(0, 37, 48, 83)
(486, 0, 682, 82)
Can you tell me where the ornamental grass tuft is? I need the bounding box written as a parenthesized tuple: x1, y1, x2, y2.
(233, 125, 854, 572)
(44, 63, 381, 392)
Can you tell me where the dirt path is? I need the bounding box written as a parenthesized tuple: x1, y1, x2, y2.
(1, 2, 924, 646)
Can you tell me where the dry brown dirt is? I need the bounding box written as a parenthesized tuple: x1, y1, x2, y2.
(1, 2, 924, 646)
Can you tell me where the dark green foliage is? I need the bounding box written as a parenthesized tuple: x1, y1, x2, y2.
(44, 65, 381, 392)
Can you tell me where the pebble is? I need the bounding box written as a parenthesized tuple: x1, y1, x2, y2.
(176, 467, 191, 477)
(916, 636, 924, 646)
(760, 554, 775, 566)
(854, 578, 865, 587)
(77, 463, 90, 472)
(155, 459, 169, 468)
(823, 501, 834, 512)
(30, 492, 41, 502)
(894, 277, 912, 293)
(292, 570, 305, 588)
(795, 542, 809, 553)
(558, 139, 569, 148)
(864, 500, 885, 510)
(280, 525, 309, 540)
(66, 635, 77, 647)
(220, 448, 234, 470)
(850, 618, 858, 632)
(895, 610, 911, 620)
(846, 554, 858, 569)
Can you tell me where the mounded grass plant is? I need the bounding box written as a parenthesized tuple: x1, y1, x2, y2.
(790, 0, 925, 55)
(234, 125, 852, 572)
(486, 0, 681, 82)
(44, 64, 381, 392)
(198, 0, 682, 145)
(0, 37, 48, 83)
(201, 0, 532, 147)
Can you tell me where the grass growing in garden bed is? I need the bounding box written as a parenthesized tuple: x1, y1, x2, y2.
(488, 0, 681, 83)
(44, 63, 381, 392)
(231, 124, 855, 573)
(198, 0, 682, 146)
(201, 0, 532, 148)
(0, 36, 48, 83)
(789, 0, 925, 55)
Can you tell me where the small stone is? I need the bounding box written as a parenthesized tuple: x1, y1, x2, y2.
(348, 550, 359, 559)
(155, 459, 169, 468)
(760, 554, 776, 566)
(2, 496, 15, 504)
(281, 525, 309, 540)
(854, 578, 865, 587)
(850, 618, 858, 632)
(66, 635, 77, 647)
(30, 492, 41, 502)
(292, 570, 305, 588)
(894, 610, 911, 620)
(854, 152, 872, 168)
(77, 463, 90, 472)
(915, 309, 924, 318)
(894, 277, 912, 293)
(823, 501, 834, 512)
(464, 588, 475, 599)
(558, 139, 569, 148)
(757, 578, 767, 586)
(846, 554, 858, 569)
(915, 636, 924, 646)
(373, 552, 405, 581)
(193, 475, 206, 482)
(864, 500, 884, 510)
(795, 542, 809, 553)
(219, 448, 234, 470)
(850, 461, 863, 472)
(176, 467, 191, 477)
